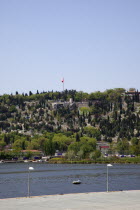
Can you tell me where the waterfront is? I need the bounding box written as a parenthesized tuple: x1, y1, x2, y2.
(1, 191, 140, 210)
(0, 163, 140, 199)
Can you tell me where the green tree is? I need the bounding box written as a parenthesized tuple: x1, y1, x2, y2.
(52, 134, 72, 151)
(9, 105, 17, 113)
(66, 150, 75, 160)
(89, 150, 101, 160)
(44, 139, 55, 156)
(0, 140, 6, 150)
(68, 142, 80, 154)
(84, 126, 101, 140)
(80, 144, 94, 158)
(27, 140, 39, 150)
(117, 139, 129, 155)
(12, 139, 28, 150)
(76, 133, 80, 142)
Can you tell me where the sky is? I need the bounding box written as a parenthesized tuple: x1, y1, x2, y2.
(0, 0, 140, 95)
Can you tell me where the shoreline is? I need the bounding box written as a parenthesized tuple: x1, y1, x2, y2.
(1, 160, 140, 164)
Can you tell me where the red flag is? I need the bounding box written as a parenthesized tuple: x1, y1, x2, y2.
(61, 78, 64, 83)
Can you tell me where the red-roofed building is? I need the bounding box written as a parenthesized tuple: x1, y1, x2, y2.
(21, 150, 43, 156)
(97, 143, 110, 154)
(21, 150, 41, 153)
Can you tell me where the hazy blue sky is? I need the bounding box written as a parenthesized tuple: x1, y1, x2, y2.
(0, 0, 140, 95)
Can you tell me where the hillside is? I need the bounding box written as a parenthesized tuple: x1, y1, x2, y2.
(0, 88, 140, 158)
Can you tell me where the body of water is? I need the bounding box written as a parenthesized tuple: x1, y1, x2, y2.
(0, 163, 140, 199)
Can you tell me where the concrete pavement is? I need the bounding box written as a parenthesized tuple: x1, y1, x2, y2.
(0, 190, 140, 210)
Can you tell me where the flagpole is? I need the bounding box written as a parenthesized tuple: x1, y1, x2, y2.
(62, 78, 64, 92)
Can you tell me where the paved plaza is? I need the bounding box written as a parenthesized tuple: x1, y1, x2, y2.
(0, 190, 140, 210)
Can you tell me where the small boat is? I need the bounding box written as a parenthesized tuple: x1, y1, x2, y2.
(72, 180, 81, 184)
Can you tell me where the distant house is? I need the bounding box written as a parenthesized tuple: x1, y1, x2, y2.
(52, 103, 64, 109)
(21, 150, 42, 155)
(21, 150, 43, 159)
(99, 146, 109, 154)
(54, 151, 66, 157)
(97, 142, 110, 154)
(52, 101, 76, 110)
(125, 88, 140, 100)
(76, 102, 89, 108)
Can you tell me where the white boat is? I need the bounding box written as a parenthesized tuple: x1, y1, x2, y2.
(72, 180, 81, 184)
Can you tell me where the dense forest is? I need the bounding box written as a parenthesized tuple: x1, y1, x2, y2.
(0, 88, 140, 160)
